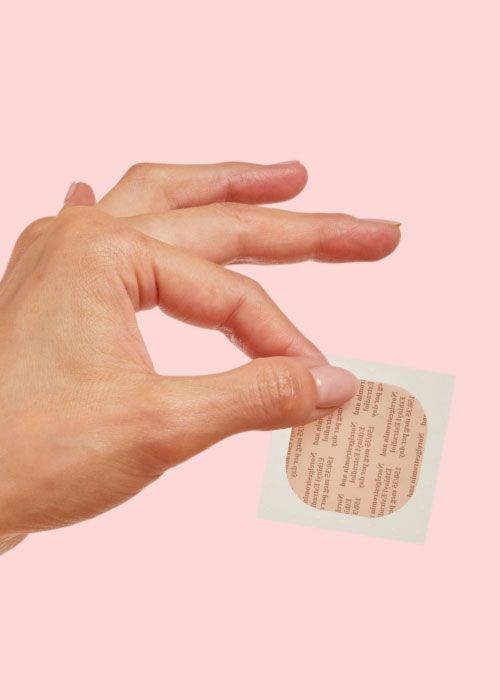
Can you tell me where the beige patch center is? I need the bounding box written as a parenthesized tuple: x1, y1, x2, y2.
(286, 380, 428, 517)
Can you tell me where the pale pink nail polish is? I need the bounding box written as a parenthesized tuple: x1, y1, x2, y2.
(309, 365, 360, 408)
(63, 182, 78, 203)
(361, 218, 401, 226)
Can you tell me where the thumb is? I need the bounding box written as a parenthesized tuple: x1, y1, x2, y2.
(60, 181, 96, 210)
(151, 357, 360, 465)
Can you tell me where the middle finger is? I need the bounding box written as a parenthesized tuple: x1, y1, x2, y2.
(121, 203, 401, 265)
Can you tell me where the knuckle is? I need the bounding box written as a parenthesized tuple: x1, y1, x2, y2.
(123, 161, 160, 183)
(18, 216, 54, 245)
(208, 201, 252, 227)
(311, 213, 360, 260)
(252, 358, 307, 421)
(328, 212, 357, 226)
(55, 223, 130, 276)
(55, 206, 109, 242)
(49, 209, 136, 275)
(55, 213, 98, 246)
(223, 270, 268, 314)
(5, 217, 55, 269)
(79, 228, 132, 270)
(239, 271, 266, 298)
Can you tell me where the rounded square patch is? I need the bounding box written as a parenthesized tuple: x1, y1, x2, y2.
(285, 380, 428, 517)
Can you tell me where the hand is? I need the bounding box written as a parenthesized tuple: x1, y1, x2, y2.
(0, 160, 400, 542)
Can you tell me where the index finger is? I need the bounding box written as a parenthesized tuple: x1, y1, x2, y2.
(123, 230, 328, 367)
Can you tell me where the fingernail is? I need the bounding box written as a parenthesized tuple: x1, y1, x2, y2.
(361, 218, 401, 226)
(310, 365, 360, 408)
(64, 182, 78, 203)
(271, 160, 301, 166)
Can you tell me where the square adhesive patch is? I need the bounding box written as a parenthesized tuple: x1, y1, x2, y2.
(257, 356, 455, 543)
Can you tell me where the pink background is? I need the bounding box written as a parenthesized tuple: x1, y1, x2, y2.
(1, 1, 498, 698)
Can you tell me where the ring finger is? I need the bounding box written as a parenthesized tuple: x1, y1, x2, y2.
(95, 160, 308, 217)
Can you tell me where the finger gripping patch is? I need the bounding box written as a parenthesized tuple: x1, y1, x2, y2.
(285, 381, 428, 517)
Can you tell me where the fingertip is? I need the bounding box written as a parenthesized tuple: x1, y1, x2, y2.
(294, 160, 308, 192)
(309, 365, 360, 408)
(357, 220, 401, 260)
(256, 160, 308, 201)
(271, 159, 308, 186)
(338, 219, 402, 262)
(371, 221, 402, 260)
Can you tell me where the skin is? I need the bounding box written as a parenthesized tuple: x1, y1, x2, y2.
(0, 160, 400, 554)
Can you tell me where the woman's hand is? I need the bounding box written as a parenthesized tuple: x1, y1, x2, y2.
(0, 160, 400, 542)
